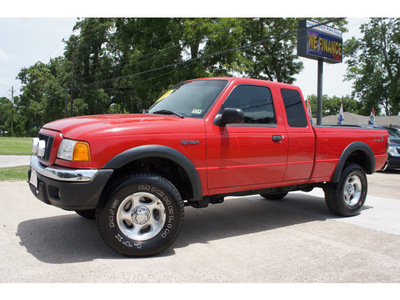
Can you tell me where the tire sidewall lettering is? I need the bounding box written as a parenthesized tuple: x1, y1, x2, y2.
(97, 174, 184, 256)
(109, 182, 178, 248)
(108, 199, 119, 228)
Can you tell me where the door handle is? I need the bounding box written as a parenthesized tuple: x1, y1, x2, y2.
(272, 135, 283, 142)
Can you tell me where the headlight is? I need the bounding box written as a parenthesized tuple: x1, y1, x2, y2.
(32, 137, 46, 157)
(57, 139, 91, 162)
(32, 138, 39, 153)
(388, 146, 397, 155)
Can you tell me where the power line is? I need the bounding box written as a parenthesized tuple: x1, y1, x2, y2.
(84, 18, 345, 88)
(100, 58, 202, 92)
(54, 18, 339, 87)
(68, 19, 256, 84)
(42, 40, 64, 62)
(6, 18, 344, 109)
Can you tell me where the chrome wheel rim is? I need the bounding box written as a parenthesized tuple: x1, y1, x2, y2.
(343, 175, 362, 207)
(116, 192, 166, 241)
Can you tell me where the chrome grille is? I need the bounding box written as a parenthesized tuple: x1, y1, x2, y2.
(37, 133, 54, 161)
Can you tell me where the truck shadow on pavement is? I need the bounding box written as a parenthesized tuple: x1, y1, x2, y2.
(173, 192, 371, 252)
(17, 215, 121, 263)
(17, 192, 367, 263)
(175, 194, 333, 250)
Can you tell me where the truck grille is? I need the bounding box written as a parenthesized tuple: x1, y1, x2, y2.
(38, 133, 54, 161)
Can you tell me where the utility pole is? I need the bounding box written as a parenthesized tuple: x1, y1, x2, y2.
(317, 59, 323, 125)
(65, 83, 69, 118)
(63, 39, 77, 117)
(70, 40, 77, 117)
(10, 86, 15, 136)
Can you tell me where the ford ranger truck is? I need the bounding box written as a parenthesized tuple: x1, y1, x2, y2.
(28, 77, 389, 257)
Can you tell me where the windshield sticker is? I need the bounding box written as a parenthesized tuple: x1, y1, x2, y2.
(192, 109, 202, 114)
(156, 90, 173, 103)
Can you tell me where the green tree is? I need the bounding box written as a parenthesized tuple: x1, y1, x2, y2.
(70, 18, 305, 113)
(344, 18, 400, 115)
(14, 17, 349, 136)
(0, 95, 21, 136)
(239, 18, 347, 83)
(238, 18, 303, 83)
(17, 57, 69, 135)
(18, 62, 52, 132)
(64, 18, 116, 116)
(308, 94, 361, 117)
(0, 97, 12, 135)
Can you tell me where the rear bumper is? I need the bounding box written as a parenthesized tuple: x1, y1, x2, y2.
(28, 156, 113, 210)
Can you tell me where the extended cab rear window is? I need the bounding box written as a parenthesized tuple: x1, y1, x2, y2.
(281, 89, 308, 127)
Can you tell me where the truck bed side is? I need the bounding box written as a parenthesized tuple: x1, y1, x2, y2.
(310, 126, 389, 183)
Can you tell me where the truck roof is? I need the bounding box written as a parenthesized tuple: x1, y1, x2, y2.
(188, 77, 301, 90)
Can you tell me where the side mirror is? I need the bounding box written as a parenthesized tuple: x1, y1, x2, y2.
(214, 108, 244, 126)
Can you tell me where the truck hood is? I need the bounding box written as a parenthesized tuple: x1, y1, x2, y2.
(43, 114, 203, 140)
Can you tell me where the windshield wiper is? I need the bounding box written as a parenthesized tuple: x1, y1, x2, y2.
(152, 110, 184, 118)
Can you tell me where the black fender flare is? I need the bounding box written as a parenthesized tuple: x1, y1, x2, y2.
(331, 141, 375, 183)
(104, 144, 203, 200)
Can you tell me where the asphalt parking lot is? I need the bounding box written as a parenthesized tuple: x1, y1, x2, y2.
(0, 169, 400, 284)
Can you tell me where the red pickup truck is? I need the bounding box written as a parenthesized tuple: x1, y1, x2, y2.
(28, 77, 389, 257)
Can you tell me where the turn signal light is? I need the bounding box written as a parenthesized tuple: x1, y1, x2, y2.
(73, 142, 91, 162)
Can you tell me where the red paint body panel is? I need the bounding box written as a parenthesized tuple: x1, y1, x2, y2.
(311, 126, 389, 182)
(37, 77, 389, 198)
(205, 79, 288, 192)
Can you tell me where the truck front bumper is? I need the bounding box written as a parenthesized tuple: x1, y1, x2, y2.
(28, 156, 114, 210)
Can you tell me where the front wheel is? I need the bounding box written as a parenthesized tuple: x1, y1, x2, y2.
(324, 163, 368, 217)
(96, 173, 184, 257)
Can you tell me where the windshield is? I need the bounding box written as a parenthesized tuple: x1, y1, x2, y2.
(148, 79, 228, 118)
(388, 128, 400, 141)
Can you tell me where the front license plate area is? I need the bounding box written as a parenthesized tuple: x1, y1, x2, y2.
(29, 168, 38, 189)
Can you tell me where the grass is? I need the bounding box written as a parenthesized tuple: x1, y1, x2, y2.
(0, 165, 30, 181)
(0, 137, 32, 181)
(0, 137, 33, 155)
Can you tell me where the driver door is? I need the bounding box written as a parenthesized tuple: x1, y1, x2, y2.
(206, 84, 288, 191)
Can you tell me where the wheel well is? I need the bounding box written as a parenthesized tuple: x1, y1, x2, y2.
(109, 157, 194, 201)
(331, 143, 375, 183)
(344, 150, 371, 173)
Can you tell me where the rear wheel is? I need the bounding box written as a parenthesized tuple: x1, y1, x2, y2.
(324, 163, 367, 217)
(96, 173, 184, 257)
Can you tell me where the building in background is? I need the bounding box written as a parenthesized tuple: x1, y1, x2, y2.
(321, 112, 400, 128)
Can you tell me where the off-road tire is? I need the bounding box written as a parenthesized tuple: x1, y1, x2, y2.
(96, 173, 184, 257)
(324, 163, 368, 217)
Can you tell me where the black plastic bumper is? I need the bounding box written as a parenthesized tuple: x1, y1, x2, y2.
(388, 155, 400, 169)
(28, 157, 113, 211)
